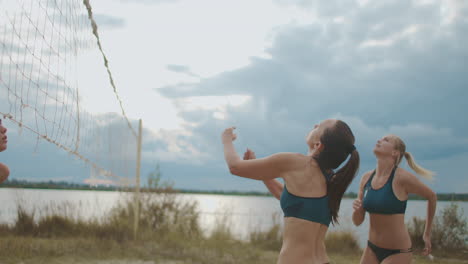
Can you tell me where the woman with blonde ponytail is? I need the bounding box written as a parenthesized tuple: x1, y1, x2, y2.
(352, 134, 437, 264)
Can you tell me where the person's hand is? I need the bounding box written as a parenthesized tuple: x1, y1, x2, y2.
(422, 233, 432, 256)
(0, 163, 9, 183)
(222, 127, 237, 144)
(0, 118, 7, 152)
(353, 198, 363, 212)
(243, 148, 256, 160)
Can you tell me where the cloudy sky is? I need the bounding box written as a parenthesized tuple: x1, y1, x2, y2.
(1, 0, 467, 193)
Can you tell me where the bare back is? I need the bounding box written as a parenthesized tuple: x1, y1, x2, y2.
(278, 154, 330, 264)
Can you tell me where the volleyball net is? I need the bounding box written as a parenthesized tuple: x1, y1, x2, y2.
(0, 0, 139, 186)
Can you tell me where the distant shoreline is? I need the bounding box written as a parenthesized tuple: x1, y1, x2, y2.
(1, 179, 467, 201)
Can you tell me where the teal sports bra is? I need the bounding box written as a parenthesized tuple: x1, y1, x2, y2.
(280, 170, 332, 226)
(363, 167, 407, 215)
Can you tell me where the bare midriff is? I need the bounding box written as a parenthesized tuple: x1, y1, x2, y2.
(368, 213, 412, 249)
(278, 217, 328, 264)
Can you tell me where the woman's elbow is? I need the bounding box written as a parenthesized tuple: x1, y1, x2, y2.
(352, 218, 359, 226)
(352, 214, 364, 226)
(229, 167, 237, 175)
(228, 164, 242, 177)
(353, 219, 363, 227)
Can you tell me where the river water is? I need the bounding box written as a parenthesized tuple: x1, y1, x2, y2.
(0, 188, 466, 248)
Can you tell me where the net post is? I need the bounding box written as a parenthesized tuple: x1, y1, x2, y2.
(133, 119, 142, 240)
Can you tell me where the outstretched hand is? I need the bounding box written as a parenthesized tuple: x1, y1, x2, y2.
(222, 127, 237, 144)
(243, 148, 256, 160)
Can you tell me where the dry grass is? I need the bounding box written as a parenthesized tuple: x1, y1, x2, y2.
(1, 240, 465, 264)
(325, 230, 361, 254)
(0, 191, 466, 264)
(249, 213, 282, 251)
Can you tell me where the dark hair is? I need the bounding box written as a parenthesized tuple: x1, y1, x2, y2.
(314, 120, 360, 225)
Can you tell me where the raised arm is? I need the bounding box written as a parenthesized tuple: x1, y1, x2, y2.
(243, 148, 283, 200)
(222, 127, 295, 181)
(400, 169, 437, 256)
(352, 171, 372, 226)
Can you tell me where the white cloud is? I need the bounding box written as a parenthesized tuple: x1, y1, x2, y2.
(2, 0, 468, 192)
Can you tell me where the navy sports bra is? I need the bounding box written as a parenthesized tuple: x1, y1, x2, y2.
(362, 167, 407, 215)
(280, 170, 332, 226)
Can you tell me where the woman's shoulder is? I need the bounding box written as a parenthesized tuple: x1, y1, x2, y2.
(358, 170, 374, 187)
(270, 152, 315, 172)
(394, 167, 416, 182)
(270, 152, 307, 161)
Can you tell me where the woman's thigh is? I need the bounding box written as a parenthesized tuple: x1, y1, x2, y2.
(382, 252, 412, 264)
(360, 247, 379, 264)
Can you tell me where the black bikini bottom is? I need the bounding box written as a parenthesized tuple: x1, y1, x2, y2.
(368, 240, 413, 263)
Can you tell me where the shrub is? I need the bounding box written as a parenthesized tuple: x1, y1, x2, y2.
(249, 213, 282, 251)
(325, 230, 360, 254)
(408, 202, 467, 254)
(14, 205, 36, 236)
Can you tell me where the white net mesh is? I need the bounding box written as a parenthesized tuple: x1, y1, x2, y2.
(0, 0, 138, 186)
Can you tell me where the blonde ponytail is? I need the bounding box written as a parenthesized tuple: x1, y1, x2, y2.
(404, 152, 435, 180)
(391, 135, 435, 180)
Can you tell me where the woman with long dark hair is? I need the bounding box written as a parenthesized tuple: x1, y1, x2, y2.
(0, 118, 10, 183)
(222, 119, 359, 264)
(352, 134, 437, 264)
